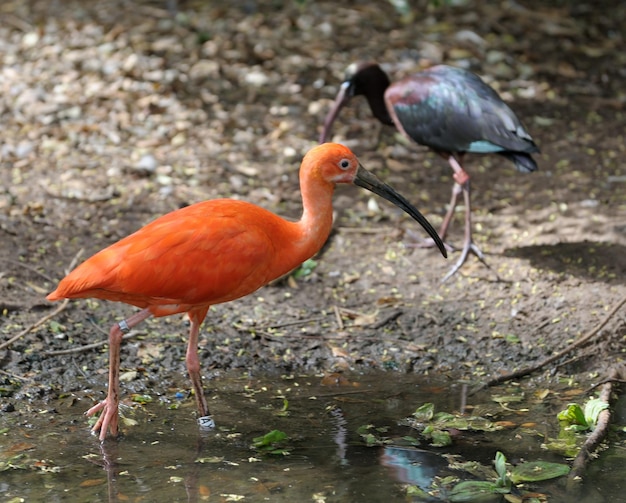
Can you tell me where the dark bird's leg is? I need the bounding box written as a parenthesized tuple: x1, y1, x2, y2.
(87, 308, 152, 441)
(441, 154, 489, 283)
(407, 153, 490, 280)
(186, 307, 214, 429)
(437, 181, 463, 242)
(405, 153, 467, 250)
(441, 179, 490, 282)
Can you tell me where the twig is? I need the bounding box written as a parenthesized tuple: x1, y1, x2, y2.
(585, 378, 626, 393)
(312, 389, 373, 398)
(259, 316, 325, 331)
(256, 329, 329, 342)
(0, 258, 56, 283)
(567, 368, 621, 487)
(334, 305, 344, 330)
(0, 299, 69, 351)
(0, 248, 84, 351)
(476, 295, 626, 390)
(88, 318, 110, 336)
(43, 186, 115, 203)
(43, 331, 142, 356)
(0, 368, 29, 381)
(0, 301, 31, 312)
(371, 309, 403, 329)
(63, 248, 85, 275)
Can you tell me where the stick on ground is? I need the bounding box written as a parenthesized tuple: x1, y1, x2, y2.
(567, 368, 621, 488)
(475, 295, 626, 390)
(0, 248, 83, 351)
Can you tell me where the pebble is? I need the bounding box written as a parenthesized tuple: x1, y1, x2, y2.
(136, 154, 158, 173)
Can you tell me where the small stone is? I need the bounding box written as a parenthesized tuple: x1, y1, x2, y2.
(244, 70, 270, 87)
(136, 154, 158, 173)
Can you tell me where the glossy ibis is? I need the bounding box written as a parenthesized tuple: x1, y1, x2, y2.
(320, 62, 539, 281)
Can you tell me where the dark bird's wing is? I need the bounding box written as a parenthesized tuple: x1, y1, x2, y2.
(385, 66, 538, 158)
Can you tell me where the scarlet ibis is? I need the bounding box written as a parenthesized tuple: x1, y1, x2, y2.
(46, 143, 446, 441)
(320, 62, 539, 281)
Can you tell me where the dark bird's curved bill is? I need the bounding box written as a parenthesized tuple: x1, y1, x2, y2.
(319, 81, 350, 144)
(354, 164, 447, 259)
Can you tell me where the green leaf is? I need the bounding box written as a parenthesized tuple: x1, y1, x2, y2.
(448, 460, 498, 481)
(48, 320, 64, 334)
(356, 424, 374, 435)
(543, 435, 580, 457)
(406, 485, 432, 498)
(494, 451, 508, 486)
(276, 398, 290, 417)
(491, 394, 524, 404)
(433, 411, 456, 422)
(429, 429, 452, 447)
(584, 398, 609, 429)
(504, 333, 520, 344)
(293, 259, 317, 279)
(557, 403, 588, 428)
(448, 481, 507, 502)
(509, 461, 570, 484)
(413, 403, 435, 421)
(399, 435, 420, 446)
(362, 433, 381, 446)
(130, 394, 152, 404)
(252, 430, 287, 448)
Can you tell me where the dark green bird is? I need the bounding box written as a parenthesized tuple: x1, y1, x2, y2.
(320, 62, 539, 281)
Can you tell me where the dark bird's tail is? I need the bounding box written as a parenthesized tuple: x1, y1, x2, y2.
(498, 151, 538, 173)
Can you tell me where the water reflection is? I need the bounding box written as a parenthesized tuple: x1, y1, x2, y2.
(97, 433, 210, 503)
(0, 371, 622, 502)
(380, 446, 446, 487)
(328, 405, 349, 466)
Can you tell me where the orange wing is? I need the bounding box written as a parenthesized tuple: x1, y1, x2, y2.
(49, 199, 301, 314)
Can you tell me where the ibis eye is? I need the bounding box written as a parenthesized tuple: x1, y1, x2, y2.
(339, 159, 350, 170)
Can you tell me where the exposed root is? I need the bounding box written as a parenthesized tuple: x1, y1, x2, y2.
(43, 331, 142, 356)
(371, 309, 403, 329)
(567, 367, 622, 488)
(0, 248, 83, 351)
(0, 257, 56, 283)
(475, 294, 626, 390)
(0, 298, 69, 351)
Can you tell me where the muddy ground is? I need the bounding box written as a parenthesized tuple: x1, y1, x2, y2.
(0, 0, 624, 415)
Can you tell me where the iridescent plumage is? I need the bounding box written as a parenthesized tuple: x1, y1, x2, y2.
(321, 62, 539, 280)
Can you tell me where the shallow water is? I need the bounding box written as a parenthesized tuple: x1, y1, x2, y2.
(1, 371, 623, 502)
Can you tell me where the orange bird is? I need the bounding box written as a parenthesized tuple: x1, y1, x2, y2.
(47, 143, 446, 441)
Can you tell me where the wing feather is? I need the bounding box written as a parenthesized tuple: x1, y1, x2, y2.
(50, 199, 290, 308)
(385, 66, 537, 155)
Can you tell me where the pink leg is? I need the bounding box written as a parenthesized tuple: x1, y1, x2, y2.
(406, 154, 470, 251)
(437, 181, 463, 242)
(432, 154, 489, 283)
(87, 308, 152, 441)
(440, 179, 481, 281)
(444, 154, 472, 250)
(186, 308, 210, 419)
(407, 153, 490, 280)
(407, 178, 462, 250)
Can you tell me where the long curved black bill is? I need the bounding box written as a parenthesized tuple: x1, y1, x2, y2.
(319, 81, 351, 144)
(354, 164, 447, 258)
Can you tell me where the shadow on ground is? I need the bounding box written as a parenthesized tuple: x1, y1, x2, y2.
(504, 241, 626, 284)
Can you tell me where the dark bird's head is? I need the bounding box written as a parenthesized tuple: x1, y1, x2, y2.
(319, 62, 393, 143)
